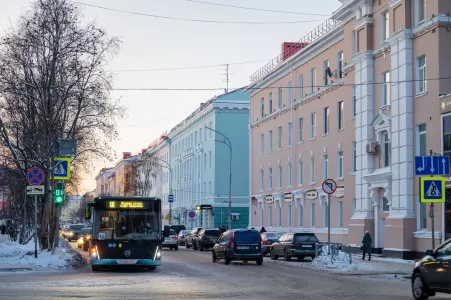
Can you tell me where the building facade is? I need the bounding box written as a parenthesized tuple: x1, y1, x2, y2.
(148, 88, 250, 229)
(247, 0, 451, 258)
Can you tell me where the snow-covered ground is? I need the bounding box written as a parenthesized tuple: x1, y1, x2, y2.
(0, 240, 73, 271)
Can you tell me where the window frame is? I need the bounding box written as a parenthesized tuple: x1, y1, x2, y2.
(416, 55, 427, 95)
(288, 122, 293, 146)
(338, 101, 344, 130)
(337, 151, 344, 179)
(382, 71, 391, 106)
(323, 107, 329, 135)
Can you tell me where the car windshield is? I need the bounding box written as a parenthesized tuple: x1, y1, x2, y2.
(94, 210, 160, 240)
(169, 229, 176, 236)
(294, 234, 319, 242)
(234, 231, 260, 243)
(265, 232, 282, 239)
(179, 230, 190, 235)
(81, 228, 92, 234)
(69, 225, 84, 231)
(205, 230, 221, 237)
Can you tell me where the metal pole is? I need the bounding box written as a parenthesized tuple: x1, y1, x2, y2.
(431, 203, 435, 249)
(327, 194, 331, 257)
(169, 168, 172, 225)
(228, 145, 232, 230)
(34, 194, 38, 258)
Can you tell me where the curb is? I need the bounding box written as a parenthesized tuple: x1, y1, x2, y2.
(59, 239, 87, 269)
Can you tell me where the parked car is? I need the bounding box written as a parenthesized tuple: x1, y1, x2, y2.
(411, 239, 451, 300)
(66, 224, 85, 242)
(77, 227, 92, 251)
(194, 229, 222, 251)
(177, 230, 190, 246)
(212, 229, 263, 265)
(162, 229, 178, 250)
(166, 224, 186, 235)
(270, 232, 319, 261)
(261, 232, 283, 256)
(185, 227, 203, 249)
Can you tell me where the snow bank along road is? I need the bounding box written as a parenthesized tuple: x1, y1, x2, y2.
(0, 247, 448, 300)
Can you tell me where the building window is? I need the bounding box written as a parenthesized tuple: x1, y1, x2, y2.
(269, 92, 273, 114)
(260, 134, 264, 155)
(310, 203, 315, 227)
(208, 181, 211, 196)
(352, 198, 357, 212)
(323, 202, 329, 227)
(417, 124, 427, 156)
(338, 101, 344, 130)
(323, 155, 328, 180)
(297, 160, 303, 185)
(352, 85, 357, 117)
(352, 142, 357, 172)
(382, 197, 390, 212)
(268, 167, 273, 189)
(323, 107, 329, 135)
(415, 0, 425, 25)
(269, 130, 273, 153)
(382, 71, 391, 106)
(268, 206, 273, 227)
(288, 122, 292, 146)
(278, 87, 283, 109)
(299, 75, 304, 99)
(199, 128, 202, 144)
(298, 205, 303, 227)
(381, 11, 389, 42)
(323, 60, 329, 86)
(288, 163, 292, 187)
(337, 51, 343, 79)
(260, 98, 265, 118)
(203, 153, 207, 170)
(204, 126, 207, 141)
(288, 205, 292, 227)
(277, 126, 282, 149)
(260, 206, 264, 226)
(351, 31, 356, 55)
(381, 132, 391, 167)
(310, 113, 316, 139)
(209, 122, 212, 137)
(209, 151, 212, 168)
(277, 206, 282, 227)
(288, 81, 293, 104)
(310, 157, 315, 183)
(337, 151, 344, 178)
(417, 55, 427, 95)
(311, 68, 316, 93)
(338, 201, 343, 227)
(260, 170, 264, 190)
(277, 166, 282, 188)
(298, 118, 303, 143)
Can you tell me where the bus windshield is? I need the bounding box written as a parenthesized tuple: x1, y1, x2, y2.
(93, 210, 161, 240)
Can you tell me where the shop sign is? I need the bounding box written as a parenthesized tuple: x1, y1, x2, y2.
(335, 186, 344, 198)
(445, 177, 451, 188)
(306, 189, 318, 201)
(265, 195, 274, 204)
(284, 193, 293, 203)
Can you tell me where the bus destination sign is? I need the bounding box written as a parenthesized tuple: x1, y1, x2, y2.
(108, 201, 145, 209)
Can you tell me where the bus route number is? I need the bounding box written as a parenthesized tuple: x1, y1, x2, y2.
(108, 201, 144, 209)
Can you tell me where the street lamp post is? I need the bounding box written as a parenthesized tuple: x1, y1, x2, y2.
(156, 157, 173, 225)
(205, 127, 232, 230)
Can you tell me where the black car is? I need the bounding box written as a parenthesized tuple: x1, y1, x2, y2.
(185, 227, 203, 249)
(77, 227, 92, 251)
(66, 224, 85, 242)
(261, 232, 283, 256)
(195, 229, 222, 251)
(411, 239, 451, 300)
(270, 232, 319, 261)
(212, 229, 263, 265)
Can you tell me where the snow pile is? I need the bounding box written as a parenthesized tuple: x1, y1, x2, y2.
(310, 251, 358, 272)
(0, 240, 72, 270)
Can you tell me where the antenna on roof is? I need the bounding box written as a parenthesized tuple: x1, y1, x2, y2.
(221, 64, 234, 93)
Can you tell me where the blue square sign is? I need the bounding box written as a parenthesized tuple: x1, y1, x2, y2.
(52, 157, 71, 180)
(420, 177, 445, 203)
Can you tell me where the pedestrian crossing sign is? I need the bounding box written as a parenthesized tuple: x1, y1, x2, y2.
(420, 177, 445, 203)
(51, 157, 71, 181)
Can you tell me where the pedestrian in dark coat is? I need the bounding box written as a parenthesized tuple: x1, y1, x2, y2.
(260, 227, 267, 233)
(362, 230, 372, 261)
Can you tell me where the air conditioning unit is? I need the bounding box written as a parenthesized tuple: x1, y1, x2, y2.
(366, 142, 379, 154)
(231, 213, 240, 221)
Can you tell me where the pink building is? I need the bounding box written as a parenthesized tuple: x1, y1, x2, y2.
(246, 0, 451, 259)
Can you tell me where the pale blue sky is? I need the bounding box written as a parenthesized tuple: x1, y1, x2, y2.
(1, 0, 341, 191)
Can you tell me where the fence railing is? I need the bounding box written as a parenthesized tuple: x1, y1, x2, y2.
(315, 242, 352, 265)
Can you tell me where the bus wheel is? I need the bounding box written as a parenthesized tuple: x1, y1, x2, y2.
(148, 266, 156, 271)
(92, 266, 100, 272)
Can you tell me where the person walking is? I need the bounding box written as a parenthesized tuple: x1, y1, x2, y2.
(361, 230, 372, 261)
(260, 227, 267, 233)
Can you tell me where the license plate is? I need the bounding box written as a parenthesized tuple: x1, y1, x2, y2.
(237, 246, 249, 250)
(302, 245, 313, 248)
(164, 238, 171, 241)
(116, 259, 137, 264)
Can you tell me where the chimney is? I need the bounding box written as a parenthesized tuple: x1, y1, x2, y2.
(281, 42, 308, 61)
(123, 152, 132, 159)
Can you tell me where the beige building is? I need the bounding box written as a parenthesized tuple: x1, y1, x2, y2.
(246, 0, 451, 258)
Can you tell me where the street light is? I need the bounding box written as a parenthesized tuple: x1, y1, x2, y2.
(205, 126, 232, 230)
(155, 157, 173, 225)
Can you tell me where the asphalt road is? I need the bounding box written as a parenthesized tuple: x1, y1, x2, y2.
(0, 243, 450, 300)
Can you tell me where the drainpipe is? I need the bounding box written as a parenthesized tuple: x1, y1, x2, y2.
(290, 63, 295, 229)
(248, 107, 252, 229)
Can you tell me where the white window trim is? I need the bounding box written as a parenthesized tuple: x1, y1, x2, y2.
(310, 113, 316, 139)
(323, 155, 329, 180)
(337, 51, 343, 79)
(297, 160, 303, 186)
(380, 132, 391, 168)
(309, 157, 315, 183)
(277, 126, 283, 150)
(416, 55, 427, 95)
(287, 163, 292, 187)
(380, 11, 389, 43)
(381, 71, 391, 106)
(416, 123, 427, 155)
(337, 151, 344, 179)
(288, 122, 293, 146)
(323, 107, 329, 135)
(337, 101, 344, 130)
(268, 130, 273, 153)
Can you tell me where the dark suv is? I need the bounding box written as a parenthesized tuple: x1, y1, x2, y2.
(195, 229, 222, 251)
(270, 232, 319, 261)
(411, 239, 451, 300)
(212, 229, 263, 265)
(66, 224, 85, 242)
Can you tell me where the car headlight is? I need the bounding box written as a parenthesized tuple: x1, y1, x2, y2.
(69, 232, 73, 236)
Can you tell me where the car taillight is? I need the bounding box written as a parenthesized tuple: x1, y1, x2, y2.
(229, 232, 235, 248)
(174, 236, 178, 240)
(266, 240, 271, 245)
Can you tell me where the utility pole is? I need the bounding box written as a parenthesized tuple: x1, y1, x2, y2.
(222, 64, 230, 93)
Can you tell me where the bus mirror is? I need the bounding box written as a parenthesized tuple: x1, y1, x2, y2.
(163, 225, 170, 238)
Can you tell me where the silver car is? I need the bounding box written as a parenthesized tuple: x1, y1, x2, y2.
(178, 230, 190, 246)
(162, 229, 178, 250)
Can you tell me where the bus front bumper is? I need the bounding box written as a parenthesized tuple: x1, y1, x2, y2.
(91, 259, 161, 266)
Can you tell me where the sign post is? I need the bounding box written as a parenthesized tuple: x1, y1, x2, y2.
(27, 167, 45, 259)
(322, 178, 337, 260)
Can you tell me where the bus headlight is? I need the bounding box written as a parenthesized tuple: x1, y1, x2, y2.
(90, 247, 99, 260)
(156, 250, 161, 259)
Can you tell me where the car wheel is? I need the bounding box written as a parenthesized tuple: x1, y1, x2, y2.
(270, 250, 278, 260)
(199, 244, 203, 251)
(284, 250, 291, 261)
(186, 243, 191, 249)
(68, 239, 71, 242)
(212, 252, 217, 263)
(92, 266, 100, 272)
(311, 256, 316, 260)
(225, 257, 231, 265)
(297, 256, 304, 261)
(412, 273, 430, 300)
(148, 266, 156, 271)
(256, 257, 263, 265)
(174, 246, 178, 251)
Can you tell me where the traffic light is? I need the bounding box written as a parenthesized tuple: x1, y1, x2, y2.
(54, 182, 64, 204)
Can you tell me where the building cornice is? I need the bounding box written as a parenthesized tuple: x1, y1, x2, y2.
(353, 16, 374, 30)
(413, 14, 451, 36)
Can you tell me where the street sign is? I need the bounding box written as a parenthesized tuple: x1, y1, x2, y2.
(322, 179, 337, 194)
(168, 194, 174, 203)
(57, 139, 77, 157)
(27, 168, 45, 186)
(419, 177, 446, 203)
(188, 211, 196, 219)
(26, 185, 44, 195)
(52, 157, 71, 180)
(415, 156, 450, 176)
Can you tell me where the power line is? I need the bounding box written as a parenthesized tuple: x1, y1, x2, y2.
(184, 0, 332, 17)
(73, 2, 326, 24)
(118, 106, 199, 127)
(113, 59, 270, 72)
(109, 76, 451, 91)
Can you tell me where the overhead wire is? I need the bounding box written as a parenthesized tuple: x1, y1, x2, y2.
(72, 2, 326, 24)
(118, 106, 199, 127)
(184, 0, 332, 17)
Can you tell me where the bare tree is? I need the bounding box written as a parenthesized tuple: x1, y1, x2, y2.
(135, 152, 160, 197)
(0, 0, 125, 249)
